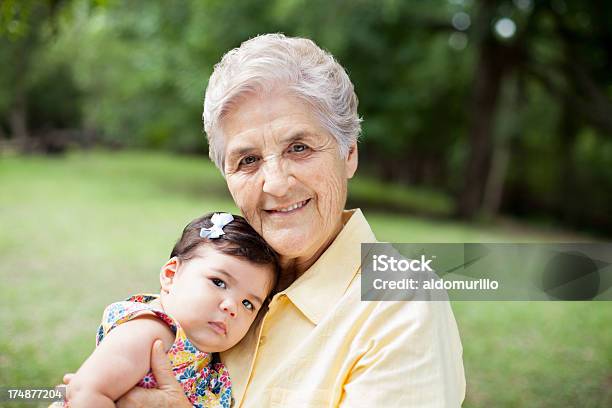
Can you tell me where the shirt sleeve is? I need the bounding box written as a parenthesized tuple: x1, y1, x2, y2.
(339, 300, 466, 407)
(96, 299, 177, 346)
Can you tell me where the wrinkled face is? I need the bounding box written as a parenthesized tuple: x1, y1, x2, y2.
(221, 92, 358, 266)
(160, 246, 273, 352)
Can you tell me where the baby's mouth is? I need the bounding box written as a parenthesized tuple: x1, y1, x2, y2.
(208, 321, 227, 336)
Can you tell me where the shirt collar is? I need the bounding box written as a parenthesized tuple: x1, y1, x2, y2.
(280, 209, 376, 325)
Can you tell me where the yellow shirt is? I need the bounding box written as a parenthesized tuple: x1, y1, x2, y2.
(221, 209, 466, 407)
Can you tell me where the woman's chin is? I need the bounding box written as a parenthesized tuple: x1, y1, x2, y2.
(266, 232, 316, 260)
(263, 218, 342, 266)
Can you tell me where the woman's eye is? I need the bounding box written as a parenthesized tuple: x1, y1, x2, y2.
(212, 278, 227, 289)
(290, 144, 309, 153)
(242, 299, 254, 311)
(239, 155, 259, 166)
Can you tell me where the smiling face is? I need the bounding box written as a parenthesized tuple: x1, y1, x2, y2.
(221, 92, 358, 271)
(159, 245, 274, 353)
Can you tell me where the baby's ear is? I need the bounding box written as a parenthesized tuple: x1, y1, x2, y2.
(160, 257, 179, 293)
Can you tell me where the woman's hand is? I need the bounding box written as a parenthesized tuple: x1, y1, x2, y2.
(116, 340, 191, 408)
(64, 340, 191, 408)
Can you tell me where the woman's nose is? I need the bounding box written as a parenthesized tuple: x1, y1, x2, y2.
(220, 298, 237, 318)
(262, 156, 291, 197)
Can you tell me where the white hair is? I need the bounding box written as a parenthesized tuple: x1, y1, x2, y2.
(203, 33, 362, 172)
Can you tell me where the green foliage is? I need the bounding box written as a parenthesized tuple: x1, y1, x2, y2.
(27, 63, 83, 130)
(1, 0, 611, 232)
(348, 176, 454, 217)
(0, 0, 40, 39)
(39, 0, 476, 158)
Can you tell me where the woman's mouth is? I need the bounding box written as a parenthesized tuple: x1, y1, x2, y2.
(266, 199, 311, 214)
(208, 321, 227, 336)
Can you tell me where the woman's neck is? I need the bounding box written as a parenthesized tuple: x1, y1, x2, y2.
(277, 219, 345, 289)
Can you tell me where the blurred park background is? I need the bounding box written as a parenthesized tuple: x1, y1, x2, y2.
(1, 0, 611, 407)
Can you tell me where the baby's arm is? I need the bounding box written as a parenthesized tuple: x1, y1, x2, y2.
(67, 315, 175, 408)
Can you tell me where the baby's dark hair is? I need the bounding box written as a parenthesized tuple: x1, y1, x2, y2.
(170, 213, 280, 295)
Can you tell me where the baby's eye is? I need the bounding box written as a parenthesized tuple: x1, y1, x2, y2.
(289, 143, 309, 153)
(212, 278, 227, 289)
(242, 299, 254, 311)
(239, 155, 259, 166)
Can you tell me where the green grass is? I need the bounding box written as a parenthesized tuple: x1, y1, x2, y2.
(1, 150, 610, 407)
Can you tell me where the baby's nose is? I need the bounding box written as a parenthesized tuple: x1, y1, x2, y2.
(221, 299, 237, 318)
(223, 306, 236, 318)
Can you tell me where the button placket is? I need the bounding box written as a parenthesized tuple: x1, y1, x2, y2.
(257, 294, 284, 347)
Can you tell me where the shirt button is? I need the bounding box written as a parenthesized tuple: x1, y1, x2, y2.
(259, 336, 266, 346)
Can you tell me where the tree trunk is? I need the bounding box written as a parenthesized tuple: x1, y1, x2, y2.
(481, 76, 523, 217)
(457, 6, 506, 218)
(557, 96, 579, 222)
(481, 139, 510, 217)
(9, 90, 29, 146)
(9, 34, 31, 150)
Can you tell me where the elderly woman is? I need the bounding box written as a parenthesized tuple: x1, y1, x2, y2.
(109, 34, 465, 407)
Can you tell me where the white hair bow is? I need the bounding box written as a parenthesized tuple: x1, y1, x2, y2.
(200, 213, 234, 239)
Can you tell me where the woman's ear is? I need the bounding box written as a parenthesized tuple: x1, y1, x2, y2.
(160, 257, 179, 294)
(345, 143, 358, 179)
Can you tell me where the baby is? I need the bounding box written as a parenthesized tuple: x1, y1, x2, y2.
(63, 213, 279, 408)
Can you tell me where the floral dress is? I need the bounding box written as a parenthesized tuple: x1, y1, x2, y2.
(89, 294, 232, 407)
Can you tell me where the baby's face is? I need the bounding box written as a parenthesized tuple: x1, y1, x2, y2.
(160, 245, 274, 352)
